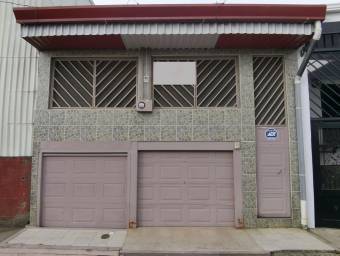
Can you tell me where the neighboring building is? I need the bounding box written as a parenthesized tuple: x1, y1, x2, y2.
(0, 0, 93, 227)
(299, 3, 340, 228)
(12, 4, 325, 228)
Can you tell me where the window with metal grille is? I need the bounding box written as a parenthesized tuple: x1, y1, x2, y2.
(153, 57, 238, 108)
(50, 58, 137, 108)
(253, 56, 286, 125)
(308, 53, 340, 118)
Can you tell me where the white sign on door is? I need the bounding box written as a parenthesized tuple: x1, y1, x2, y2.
(265, 128, 279, 141)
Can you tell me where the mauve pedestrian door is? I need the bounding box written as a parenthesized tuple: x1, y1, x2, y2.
(256, 127, 291, 217)
(137, 151, 235, 227)
(41, 155, 127, 228)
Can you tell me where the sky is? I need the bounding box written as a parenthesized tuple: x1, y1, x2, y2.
(93, 0, 340, 5)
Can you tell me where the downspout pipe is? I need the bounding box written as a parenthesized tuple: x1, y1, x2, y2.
(294, 20, 322, 229)
(296, 21, 322, 77)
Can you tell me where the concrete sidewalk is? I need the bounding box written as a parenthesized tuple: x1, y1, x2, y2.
(0, 228, 21, 243)
(0, 227, 126, 256)
(121, 228, 336, 256)
(0, 227, 338, 256)
(311, 228, 340, 251)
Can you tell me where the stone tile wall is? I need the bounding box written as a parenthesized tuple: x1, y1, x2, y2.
(30, 49, 300, 228)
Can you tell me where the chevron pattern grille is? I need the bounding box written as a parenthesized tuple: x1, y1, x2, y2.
(308, 53, 340, 118)
(51, 59, 137, 108)
(253, 56, 286, 125)
(153, 57, 237, 108)
(52, 60, 94, 107)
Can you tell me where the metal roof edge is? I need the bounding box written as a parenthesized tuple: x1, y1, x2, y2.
(13, 4, 327, 25)
(327, 3, 340, 13)
(20, 22, 314, 38)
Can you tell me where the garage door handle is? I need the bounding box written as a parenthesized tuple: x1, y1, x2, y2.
(278, 169, 282, 174)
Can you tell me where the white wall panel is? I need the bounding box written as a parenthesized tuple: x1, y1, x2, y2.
(0, 0, 92, 156)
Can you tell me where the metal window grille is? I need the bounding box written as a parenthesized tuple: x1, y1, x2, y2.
(154, 84, 194, 107)
(50, 58, 137, 108)
(253, 56, 286, 125)
(308, 53, 340, 118)
(153, 57, 238, 108)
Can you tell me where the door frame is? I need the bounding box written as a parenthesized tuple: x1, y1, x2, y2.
(311, 118, 340, 227)
(37, 141, 242, 228)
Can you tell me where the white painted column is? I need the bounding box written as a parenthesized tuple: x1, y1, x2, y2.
(296, 56, 316, 228)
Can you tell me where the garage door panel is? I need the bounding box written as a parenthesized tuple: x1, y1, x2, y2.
(72, 183, 96, 197)
(44, 159, 68, 173)
(138, 151, 234, 227)
(71, 177, 125, 185)
(187, 207, 212, 223)
(44, 183, 66, 197)
(216, 208, 235, 223)
(160, 208, 183, 223)
(188, 166, 211, 179)
(217, 186, 234, 200)
(160, 186, 183, 200)
(72, 208, 96, 222)
(188, 186, 210, 200)
(139, 166, 154, 179)
(44, 207, 65, 221)
(160, 166, 184, 179)
(138, 207, 154, 223)
(216, 166, 233, 179)
(102, 183, 125, 197)
(72, 159, 96, 173)
(101, 158, 126, 170)
(138, 185, 154, 200)
(41, 155, 127, 228)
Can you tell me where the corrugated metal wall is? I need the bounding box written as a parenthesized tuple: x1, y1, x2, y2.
(0, 0, 92, 156)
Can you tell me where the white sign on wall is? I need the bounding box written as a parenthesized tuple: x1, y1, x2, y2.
(153, 61, 196, 85)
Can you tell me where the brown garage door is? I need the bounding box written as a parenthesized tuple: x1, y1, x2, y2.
(137, 151, 234, 227)
(41, 155, 127, 228)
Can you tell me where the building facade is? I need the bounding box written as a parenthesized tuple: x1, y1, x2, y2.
(13, 4, 326, 228)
